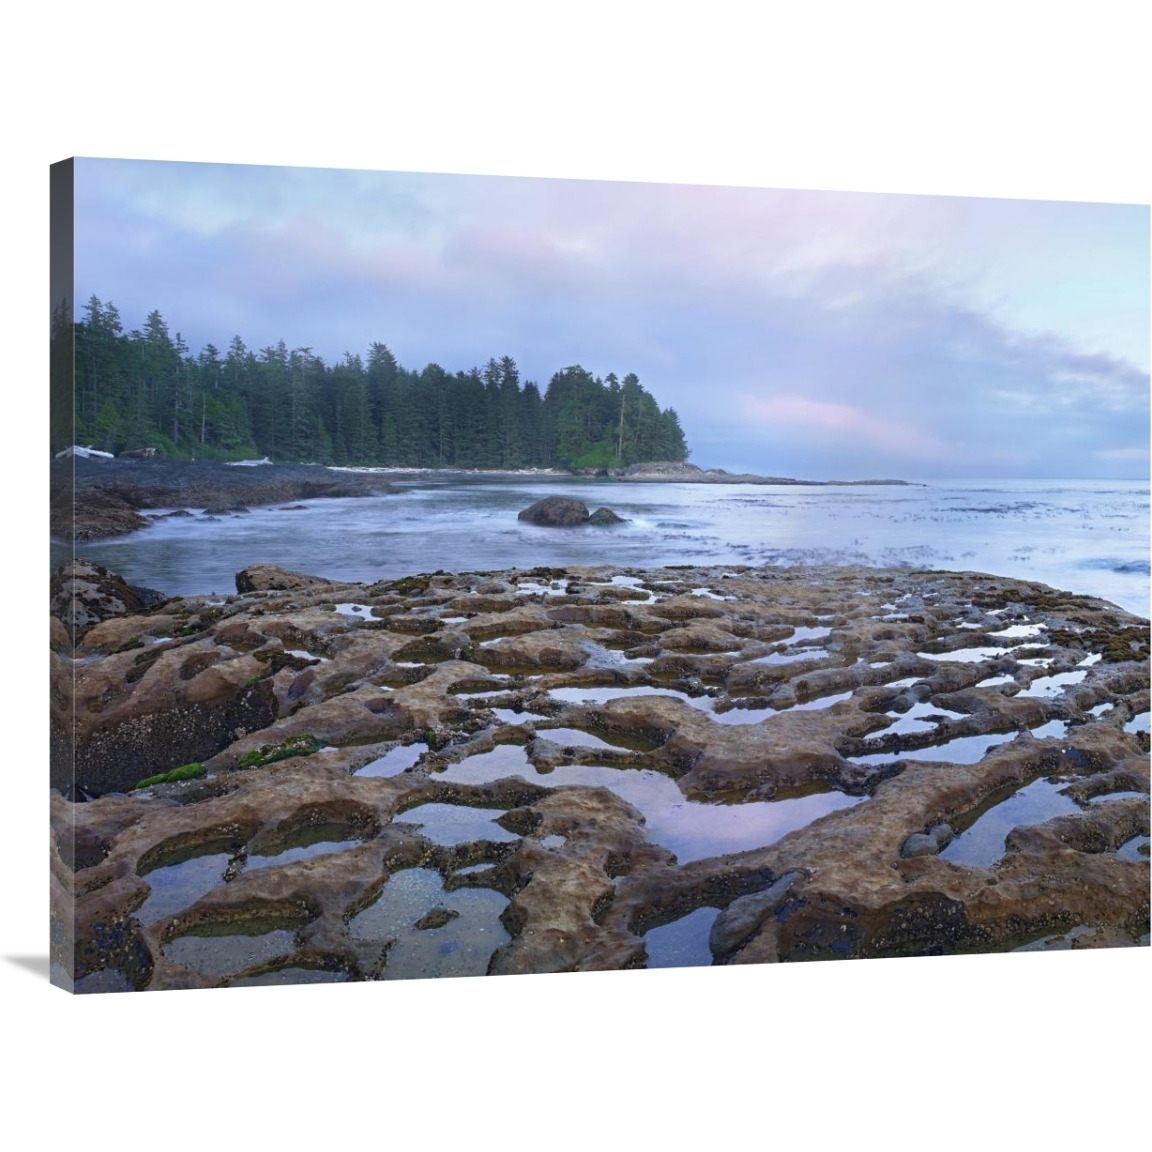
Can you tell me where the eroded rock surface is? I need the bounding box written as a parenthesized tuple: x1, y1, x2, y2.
(51, 563, 1150, 990)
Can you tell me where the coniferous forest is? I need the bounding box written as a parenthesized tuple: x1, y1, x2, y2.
(65, 297, 691, 469)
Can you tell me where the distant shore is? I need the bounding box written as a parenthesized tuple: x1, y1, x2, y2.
(50, 454, 913, 542)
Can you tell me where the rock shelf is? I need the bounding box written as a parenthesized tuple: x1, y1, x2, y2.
(50, 562, 1149, 990)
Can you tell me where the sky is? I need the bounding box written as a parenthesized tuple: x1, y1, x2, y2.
(73, 158, 1149, 480)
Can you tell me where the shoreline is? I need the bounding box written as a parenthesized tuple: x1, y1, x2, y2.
(51, 456, 916, 542)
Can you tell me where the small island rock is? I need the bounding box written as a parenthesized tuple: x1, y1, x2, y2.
(517, 496, 591, 527)
(587, 506, 625, 526)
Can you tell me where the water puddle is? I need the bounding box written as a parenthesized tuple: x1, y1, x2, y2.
(491, 708, 550, 725)
(348, 866, 511, 979)
(581, 641, 655, 668)
(245, 825, 362, 870)
(135, 850, 232, 926)
(591, 575, 657, 603)
(548, 685, 699, 707)
(746, 648, 832, 666)
(392, 803, 521, 846)
(163, 926, 298, 978)
(989, 624, 1045, 639)
(1087, 790, 1148, 805)
(849, 730, 1018, 767)
(533, 726, 637, 750)
(644, 906, 720, 968)
(1088, 703, 1114, 717)
(976, 674, 1017, 688)
(690, 588, 734, 601)
(1117, 835, 1150, 861)
(354, 741, 429, 778)
(453, 863, 497, 876)
(515, 581, 569, 597)
(707, 704, 779, 725)
(440, 616, 470, 624)
(791, 691, 855, 710)
(1029, 720, 1069, 741)
(786, 626, 833, 644)
(1018, 670, 1088, 698)
(436, 754, 861, 864)
(864, 700, 966, 741)
(939, 777, 1082, 867)
(917, 646, 1016, 663)
(1124, 711, 1150, 734)
(540, 835, 567, 849)
(1078, 653, 1103, 667)
(335, 603, 374, 617)
(1016, 657, 1055, 668)
(285, 649, 329, 663)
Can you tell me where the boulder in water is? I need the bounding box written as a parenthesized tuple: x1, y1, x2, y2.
(517, 496, 591, 527)
(587, 506, 625, 526)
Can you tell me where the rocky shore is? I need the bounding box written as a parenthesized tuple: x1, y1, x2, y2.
(50, 456, 396, 542)
(51, 560, 1149, 990)
(600, 461, 913, 485)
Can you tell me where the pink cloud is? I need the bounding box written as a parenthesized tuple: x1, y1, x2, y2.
(738, 393, 959, 462)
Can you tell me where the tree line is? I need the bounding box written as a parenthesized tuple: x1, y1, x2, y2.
(65, 297, 691, 469)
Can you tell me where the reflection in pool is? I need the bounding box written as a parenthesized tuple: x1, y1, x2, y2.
(939, 777, 1082, 868)
(349, 866, 511, 979)
(644, 906, 719, 968)
(435, 751, 861, 864)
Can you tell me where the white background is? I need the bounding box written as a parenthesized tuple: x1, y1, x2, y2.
(3, 3, 1148, 1147)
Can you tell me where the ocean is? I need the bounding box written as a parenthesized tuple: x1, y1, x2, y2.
(54, 476, 1150, 617)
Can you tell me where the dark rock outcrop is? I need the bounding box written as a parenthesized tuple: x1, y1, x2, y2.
(235, 564, 338, 593)
(50, 558, 168, 642)
(517, 497, 625, 527)
(518, 496, 591, 526)
(587, 507, 625, 526)
(51, 456, 395, 542)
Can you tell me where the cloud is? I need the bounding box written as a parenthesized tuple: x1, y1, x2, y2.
(72, 160, 1149, 479)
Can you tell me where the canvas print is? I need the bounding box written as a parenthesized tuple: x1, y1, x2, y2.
(49, 158, 1149, 993)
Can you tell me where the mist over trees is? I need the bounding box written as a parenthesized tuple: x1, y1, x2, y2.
(66, 297, 690, 469)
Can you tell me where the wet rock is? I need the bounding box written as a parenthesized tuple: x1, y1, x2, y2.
(50, 558, 168, 642)
(235, 564, 337, 593)
(901, 823, 956, 858)
(587, 507, 625, 526)
(415, 906, 460, 930)
(709, 871, 806, 958)
(517, 496, 590, 527)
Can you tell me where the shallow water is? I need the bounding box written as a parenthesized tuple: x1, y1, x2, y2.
(863, 700, 967, 741)
(163, 927, 297, 978)
(354, 741, 429, 778)
(1019, 670, 1088, 699)
(1117, 835, 1150, 861)
(939, 777, 1082, 867)
(245, 825, 362, 870)
(644, 906, 720, 968)
(135, 851, 232, 926)
(849, 730, 1018, 766)
(58, 477, 1151, 617)
(435, 749, 861, 863)
(348, 866, 510, 979)
(392, 802, 521, 846)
